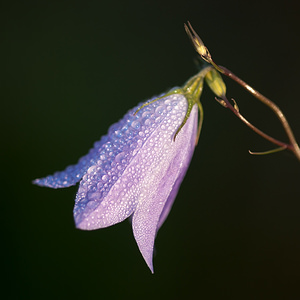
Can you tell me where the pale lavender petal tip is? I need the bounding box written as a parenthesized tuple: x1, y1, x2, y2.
(131, 102, 198, 273)
(34, 92, 198, 272)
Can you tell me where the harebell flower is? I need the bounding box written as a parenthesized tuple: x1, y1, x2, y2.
(33, 66, 213, 272)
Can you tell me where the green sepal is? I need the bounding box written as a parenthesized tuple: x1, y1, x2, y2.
(134, 66, 212, 143)
(134, 88, 182, 116)
(174, 66, 212, 143)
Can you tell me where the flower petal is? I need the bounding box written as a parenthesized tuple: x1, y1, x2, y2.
(131, 104, 198, 273)
(32, 137, 108, 188)
(73, 94, 196, 231)
(34, 91, 198, 273)
(33, 94, 161, 188)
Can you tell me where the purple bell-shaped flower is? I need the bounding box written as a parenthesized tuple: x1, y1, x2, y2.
(34, 67, 211, 272)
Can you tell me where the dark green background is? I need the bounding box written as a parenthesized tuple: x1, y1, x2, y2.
(2, 0, 300, 299)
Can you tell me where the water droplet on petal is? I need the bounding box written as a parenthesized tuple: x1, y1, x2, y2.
(102, 174, 109, 182)
(115, 152, 125, 163)
(155, 105, 165, 114)
(131, 120, 140, 129)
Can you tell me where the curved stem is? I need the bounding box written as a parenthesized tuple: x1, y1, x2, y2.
(185, 21, 300, 161)
(216, 65, 300, 161)
(218, 96, 293, 151)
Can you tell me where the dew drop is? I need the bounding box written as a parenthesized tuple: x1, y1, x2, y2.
(115, 152, 125, 163)
(97, 182, 103, 189)
(87, 165, 96, 174)
(142, 111, 150, 118)
(155, 116, 162, 123)
(86, 200, 99, 209)
(102, 174, 109, 182)
(115, 130, 122, 137)
(144, 119, 151, 126)
(131, 120, 140, 129)
(155, 105, 165, 114)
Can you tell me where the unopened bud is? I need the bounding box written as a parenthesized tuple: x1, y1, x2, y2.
(205, 69, 227, 97)
(184, 22, 212, 63)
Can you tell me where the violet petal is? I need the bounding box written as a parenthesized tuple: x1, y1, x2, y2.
(131, 104, 198, 273)
(34, 92, 198, 273)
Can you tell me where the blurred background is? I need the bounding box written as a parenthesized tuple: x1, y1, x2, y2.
(1, 0, 300, 299)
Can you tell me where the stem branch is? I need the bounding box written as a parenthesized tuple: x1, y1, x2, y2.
(218, 96, 293, 151)
(183, 21, 300, 161)
(216, 65, 300, 161)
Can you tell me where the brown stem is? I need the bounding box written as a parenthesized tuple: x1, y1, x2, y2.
(184, 21, 300, 161)
(218, 96, 293, 151)
(215, 64, 300, 161)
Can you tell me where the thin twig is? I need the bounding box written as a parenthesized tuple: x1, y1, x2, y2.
(217, 96, 293, 151)
(184, 21, 300, 162)
(215, 66, 300, 161)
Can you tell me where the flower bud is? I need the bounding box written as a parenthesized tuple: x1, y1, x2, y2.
(205, 69, 227, 98)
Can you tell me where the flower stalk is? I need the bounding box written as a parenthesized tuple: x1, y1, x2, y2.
(185, 21, 300, 161)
